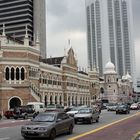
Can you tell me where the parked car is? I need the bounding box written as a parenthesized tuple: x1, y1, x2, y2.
(116, 104, 130, 114)
(45, 104, 64, 112)
(21, 111, 74, 140)
(13, 106, 31, 119)
(27, 102, 45, 113)
(4, 109, 14, 119)
(107, 103, 118, 111)
(74, 107, 100, 124)
(130, 103, 140, 110)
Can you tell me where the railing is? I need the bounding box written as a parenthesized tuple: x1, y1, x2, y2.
(30, 83, 41, 102)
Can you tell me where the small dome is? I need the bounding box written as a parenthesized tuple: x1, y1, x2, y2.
(104, 61, 116, 74)
(126, 72, 132, 81)
(122, 75, 127, 80)
(105, 61, 115, 69)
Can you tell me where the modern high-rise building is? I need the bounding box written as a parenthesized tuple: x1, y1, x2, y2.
(86, 0, 135, 80)
(0, 0, 46, 58)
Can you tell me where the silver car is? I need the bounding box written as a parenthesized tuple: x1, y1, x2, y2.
(21, 112, 74, 140)
(74, 108, 100, 124)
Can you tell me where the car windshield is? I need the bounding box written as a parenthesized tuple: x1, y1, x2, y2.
(27, 105, 34, 109)
(117, 105, 126, 108)
(78, 108, 92, 114)
(33, 113, 55, 122)
(71, 107, 81, 111)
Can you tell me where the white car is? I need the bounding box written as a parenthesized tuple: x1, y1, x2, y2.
(130, 103, 140, 110)
(66, 107, 82, 117)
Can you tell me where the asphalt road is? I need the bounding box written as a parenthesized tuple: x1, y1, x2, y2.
(0, 110, 139, 140)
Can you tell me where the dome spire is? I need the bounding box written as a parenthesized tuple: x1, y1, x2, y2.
(2, 24, 5, 36)
(35, 31, 40, 50)
(36, 31, 39, 44)
(25, 24, 28, 38)
(24, 25, 29, 46)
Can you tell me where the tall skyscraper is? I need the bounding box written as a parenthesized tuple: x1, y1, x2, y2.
(0, 0, 46, 58)
(86, 0, 135, 80)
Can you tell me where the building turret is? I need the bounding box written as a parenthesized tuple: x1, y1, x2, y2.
(35, 31, 40, 50)
(1, 24, 7, 45)
(24, 25, 29, 46)
(104, 60, 118, 103)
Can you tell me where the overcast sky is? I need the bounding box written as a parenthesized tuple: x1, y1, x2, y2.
(46, 0, 140, 77)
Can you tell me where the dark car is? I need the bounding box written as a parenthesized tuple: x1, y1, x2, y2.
(4, 109, 14, 119)
(21, 112, 74, 140)
(13, 105, 37, 120)
(116, 104, 130, 114)
(64, 106, 74, 112)
(13, 106, 29, 119)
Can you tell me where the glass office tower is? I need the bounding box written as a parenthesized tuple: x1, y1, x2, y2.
(86, 0, 135, 80)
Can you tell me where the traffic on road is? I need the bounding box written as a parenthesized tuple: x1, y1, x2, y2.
(0, 102, 140, 140)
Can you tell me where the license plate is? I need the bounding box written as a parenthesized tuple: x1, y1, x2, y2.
(28, 131, 34, 134)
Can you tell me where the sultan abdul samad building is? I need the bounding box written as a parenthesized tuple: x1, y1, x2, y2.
(0, 25, 133, 112)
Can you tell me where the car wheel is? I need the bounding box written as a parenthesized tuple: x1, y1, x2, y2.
(14, 117, 18, 120)
(67, 125, 73, 135)
(75, 120, 77, 124)
(24, 114, 28, 119)
(49, 129, 56, 140)
(89, 117, 93, 124)
(96, 117, 99, 122)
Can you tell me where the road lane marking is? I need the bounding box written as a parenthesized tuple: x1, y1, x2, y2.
(0, 137, 10, 140)
(68, 112, 140, 140)
(132, 131, 140, 140)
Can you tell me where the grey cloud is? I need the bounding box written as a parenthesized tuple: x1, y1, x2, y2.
(46, 0, 86, 33)
(46, 0, 69, 17)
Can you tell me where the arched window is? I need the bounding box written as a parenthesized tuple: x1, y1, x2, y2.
(55, 96, 57, 104)
(11, 67, 14, 80)
(72, 96, 74, 105)
(59, 96, 62, 105)
(50, 96, 53, 105)
(45, 96, 47, 107)
(16, 68, 19, 80)
(68, 96, 70, 106)
(21, 67, 25, 80)
(80, 97, 82, 105)
(75, 96, 77, 105)
(5, 67, 9, 80)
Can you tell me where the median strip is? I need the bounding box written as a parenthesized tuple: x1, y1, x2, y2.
(68, 112, 140, 140)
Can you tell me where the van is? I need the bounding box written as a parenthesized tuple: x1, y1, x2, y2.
(26, 102, 45, 113)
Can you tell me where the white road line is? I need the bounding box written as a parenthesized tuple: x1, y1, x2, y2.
(0, 137, 10, 140)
